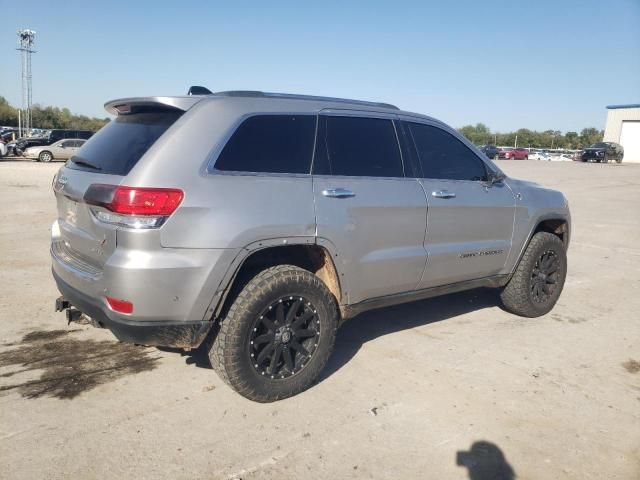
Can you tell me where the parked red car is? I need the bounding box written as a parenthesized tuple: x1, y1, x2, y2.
(511, 148, 529, 160)
(499, 147, 529, 159)
(498, 147, 514, 159)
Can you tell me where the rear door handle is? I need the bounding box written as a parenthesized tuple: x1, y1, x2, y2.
(322, 188, 355, 198)
(431, 190, 456, 199)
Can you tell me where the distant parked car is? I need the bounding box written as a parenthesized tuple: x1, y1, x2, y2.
(47, 129, 94, 144)
(11, 136, 49, 156)
(511, 148, 529, 160)
(0, 128, 17, 141)
(479, 145, 500, 160)
(581, 142, 624, 163)
(528, 150, 549, 161)
(23, 139, 86, 162)
(14, 129, 94, 155)
(499, 147, 514, 159)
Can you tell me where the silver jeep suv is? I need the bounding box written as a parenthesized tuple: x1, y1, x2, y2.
(52, 89, 570, 401)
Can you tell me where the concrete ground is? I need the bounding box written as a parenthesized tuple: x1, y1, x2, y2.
(0, 159, 638, 480)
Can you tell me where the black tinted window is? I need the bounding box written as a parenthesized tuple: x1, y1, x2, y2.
(67, 110, 182, 176)
(316, 116, 403, 177)
(408, 123, 487, 181)
(215, 115, 316, 174)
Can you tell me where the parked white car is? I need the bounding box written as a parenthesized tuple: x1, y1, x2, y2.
(529, 151, 550, 161)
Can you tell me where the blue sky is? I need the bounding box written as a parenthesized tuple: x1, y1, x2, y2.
(1, 0, 638, 132)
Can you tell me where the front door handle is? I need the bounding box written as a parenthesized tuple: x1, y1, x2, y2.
(431, 190, 456, 199)
(322, 188, 355, 198)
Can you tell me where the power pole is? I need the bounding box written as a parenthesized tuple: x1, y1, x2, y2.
(17, 29, 36, 134)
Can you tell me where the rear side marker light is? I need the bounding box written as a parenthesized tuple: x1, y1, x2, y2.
(106, 296, 133, 314)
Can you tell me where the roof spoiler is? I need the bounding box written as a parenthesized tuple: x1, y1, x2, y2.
(104, 96, 205, 115)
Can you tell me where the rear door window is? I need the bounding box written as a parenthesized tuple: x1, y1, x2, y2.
(214, 115, 316, 174)
(314, 116, 404, 177)
(407, 122, 488, 181)
(66, 110, 182, 175)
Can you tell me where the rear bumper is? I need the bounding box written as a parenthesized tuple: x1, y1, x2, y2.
(53, 268, 213, 347)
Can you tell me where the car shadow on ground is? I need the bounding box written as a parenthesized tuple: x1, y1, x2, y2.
(174, 287, 501, 382)
(319, 288, 500, 381)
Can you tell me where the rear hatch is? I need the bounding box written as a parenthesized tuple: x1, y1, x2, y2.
(53, 99, 195, 271)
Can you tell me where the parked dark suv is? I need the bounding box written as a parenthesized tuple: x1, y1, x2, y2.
(581, 142, 624, 163)
(479, 145, 500, 160)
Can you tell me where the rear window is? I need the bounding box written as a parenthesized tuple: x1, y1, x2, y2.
(66, 110, 182, 175)
(214, 115, 316, 174)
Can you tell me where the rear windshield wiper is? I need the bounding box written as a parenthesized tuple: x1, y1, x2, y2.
(70, 158, 102, 171)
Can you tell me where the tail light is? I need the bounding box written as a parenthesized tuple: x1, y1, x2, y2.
(85, 184, 184, 229)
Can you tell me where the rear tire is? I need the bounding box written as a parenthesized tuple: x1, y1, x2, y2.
(500, 232, 567, 317)
(207, 265, 338, 402)
(39, 151, 53, 162)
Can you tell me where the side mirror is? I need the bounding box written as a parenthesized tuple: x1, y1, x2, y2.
(487, 170, 505, 185)
(59, 144, 66, 148)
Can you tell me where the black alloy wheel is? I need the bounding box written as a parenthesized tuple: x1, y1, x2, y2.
(530, 250, 560, 304)
(249, 296, 320, 379)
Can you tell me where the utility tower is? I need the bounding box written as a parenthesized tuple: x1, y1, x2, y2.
(17, 29, 36, 134)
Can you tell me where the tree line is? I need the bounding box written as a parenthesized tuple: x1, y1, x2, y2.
(1, 96, 604, 149)
(458, 123, 604, 150)
(0, 96, 110, 132)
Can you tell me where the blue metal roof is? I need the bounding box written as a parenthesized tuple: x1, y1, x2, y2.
(606, 104, 640, 109)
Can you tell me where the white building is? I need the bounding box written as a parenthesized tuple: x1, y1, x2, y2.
(603, 104, 640, 163)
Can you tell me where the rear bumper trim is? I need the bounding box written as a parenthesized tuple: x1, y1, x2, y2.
(53, 269, 213, 348)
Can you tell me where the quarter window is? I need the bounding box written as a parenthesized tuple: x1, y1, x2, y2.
(215, 115, 316, 174)
(408, 123, 488, 181)
(314, 116, 404, 177)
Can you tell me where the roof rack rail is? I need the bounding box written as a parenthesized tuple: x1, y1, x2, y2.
(211, 90, 399, 110)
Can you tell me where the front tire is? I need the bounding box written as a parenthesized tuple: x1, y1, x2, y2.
(39, 151, 53, 162)
(208, 265, 339, 402)
(500, 232, 567, 317)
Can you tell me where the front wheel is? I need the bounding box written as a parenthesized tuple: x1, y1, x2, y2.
(500, 232, 567, 317)
(39, 151, 53, 162)
(207, 265, 338, 402)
